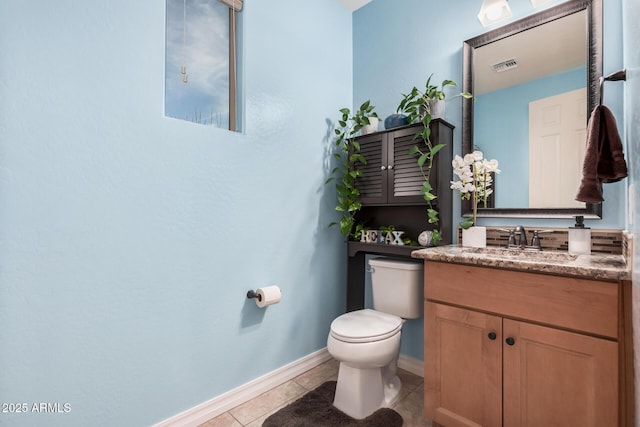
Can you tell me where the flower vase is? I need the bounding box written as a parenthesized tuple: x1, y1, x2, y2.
(428, 100, 445, 119)
(462, 226, 486, 248)
(384, 114, 409, 129)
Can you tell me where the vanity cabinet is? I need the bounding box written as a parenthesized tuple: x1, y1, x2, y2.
(424, 261, 626, 427)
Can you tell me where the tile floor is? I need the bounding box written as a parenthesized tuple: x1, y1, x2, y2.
(198, 358, 433, 427)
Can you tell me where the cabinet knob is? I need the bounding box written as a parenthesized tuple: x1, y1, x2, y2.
(505, 337, 516, 346)
(388, 164, 394, 170)
(488, 332, 497, 340)
(381, 165, 386, 171)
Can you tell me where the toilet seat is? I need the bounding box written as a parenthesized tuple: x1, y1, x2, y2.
(330, 309, 402, 343)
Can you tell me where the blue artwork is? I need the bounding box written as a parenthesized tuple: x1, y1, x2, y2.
(165, 0, 229, 128)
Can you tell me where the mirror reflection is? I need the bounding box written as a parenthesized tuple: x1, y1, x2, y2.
(462, 0, 602, 218)
(475, 11, 586, 208)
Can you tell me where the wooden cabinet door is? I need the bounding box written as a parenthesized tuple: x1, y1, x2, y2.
(425, 302, 502, 427)
(387, 125, 426, 205)
(355, 121, 453, 208)
(355, 131, 387, 205)
(355, 124, 428, 206)
(503, 319, 618, 427)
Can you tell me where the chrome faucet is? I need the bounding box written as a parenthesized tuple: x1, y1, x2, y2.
(512, 225, 528, 248)
(500, 226, 551, 250)
(500, 226, 550, 250)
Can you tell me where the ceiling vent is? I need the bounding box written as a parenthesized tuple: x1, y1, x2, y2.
(492, 58, 519, 73)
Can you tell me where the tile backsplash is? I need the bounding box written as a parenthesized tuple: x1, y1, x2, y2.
(456, 227, 625, 255)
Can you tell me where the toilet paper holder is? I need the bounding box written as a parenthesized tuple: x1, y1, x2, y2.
(246, 290, 262, 302)
(247, 286, 282, 308)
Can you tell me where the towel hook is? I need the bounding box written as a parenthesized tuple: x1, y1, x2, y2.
(599, 69, 627, 106)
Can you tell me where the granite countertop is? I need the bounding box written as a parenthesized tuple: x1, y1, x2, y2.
(411, 245, 631, 281)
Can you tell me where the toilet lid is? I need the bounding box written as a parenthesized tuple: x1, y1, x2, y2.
(330, 309, 402, 343)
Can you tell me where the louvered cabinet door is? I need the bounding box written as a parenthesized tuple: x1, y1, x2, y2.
(354, 124, 432, 206)
(356, 132, 387, 205)
(387, 126, 431, 204)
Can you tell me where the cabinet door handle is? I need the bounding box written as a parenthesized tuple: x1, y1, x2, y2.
(505, 337, 516, 346)
(488, 332, 497, 340)
(387, 164, 394, 170)
(381, 165, 386, 171)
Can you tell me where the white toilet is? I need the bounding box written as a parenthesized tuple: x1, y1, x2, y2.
(327, 257, 423, 419)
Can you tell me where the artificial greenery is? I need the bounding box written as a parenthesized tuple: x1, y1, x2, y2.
(379, 225, 396, 244)
(353, 224, 370, 242)
(327, 100, 379, 238)
(397, 74, 472, 123)
(398, 75, 472, 246)
(407, 126, 445, 246)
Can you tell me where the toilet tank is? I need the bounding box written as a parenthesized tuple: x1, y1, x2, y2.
(369, 257, 424, 319)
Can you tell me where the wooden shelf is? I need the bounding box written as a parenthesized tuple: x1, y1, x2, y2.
(347, 241, 421, 258)
(344, 120, 453, 312)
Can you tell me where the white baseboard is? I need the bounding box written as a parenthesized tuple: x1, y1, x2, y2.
(154, 348, 332, 427)
(154, 349, 424, 427)
(398, 353, 424, 378)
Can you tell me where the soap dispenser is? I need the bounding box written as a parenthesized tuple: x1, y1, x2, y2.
(568, 215, 591, 255)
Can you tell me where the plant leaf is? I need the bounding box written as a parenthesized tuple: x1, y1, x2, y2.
(408, 145, 420, 155)
(423, 192, 436, 201)
(460, 217, 475, 229)
(417, 153, 429, 168)
(431, 230, 442, 246)
(430, 143, 445, 156)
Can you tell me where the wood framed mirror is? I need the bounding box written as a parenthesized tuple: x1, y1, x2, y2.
(461, 0, 602, 219)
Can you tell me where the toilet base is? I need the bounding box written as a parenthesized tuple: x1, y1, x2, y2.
(332, 361, 402, 419)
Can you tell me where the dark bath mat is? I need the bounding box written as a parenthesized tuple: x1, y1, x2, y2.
(262, 381, 403, 427)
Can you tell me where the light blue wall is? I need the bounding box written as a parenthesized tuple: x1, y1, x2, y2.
(354, 0, 625, 360)
(475, 67, 586, 208)
(0, 1, 352, 426)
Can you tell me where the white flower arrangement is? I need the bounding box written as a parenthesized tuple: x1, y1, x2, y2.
(450, 150, 500, 228)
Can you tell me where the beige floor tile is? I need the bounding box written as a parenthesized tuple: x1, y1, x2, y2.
(199, 359, 430, 427)
(242, 396, 298, 427)
(397, 368, 423, 392)
(293, 358, 339, 390)
(394, 368, 424, 403)
(197, 411, 242, 427)
(393, 384, 432, 427)
(228, 380, 307, 425)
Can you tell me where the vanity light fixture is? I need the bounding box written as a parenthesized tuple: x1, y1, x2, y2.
(530, 0, 552, 7)
(477, 0, 512, 27)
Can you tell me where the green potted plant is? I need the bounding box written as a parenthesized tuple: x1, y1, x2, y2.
(326, 100, 379, 238)
(397, 74, 472, 122)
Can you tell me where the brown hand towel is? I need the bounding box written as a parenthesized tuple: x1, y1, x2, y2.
(575, 105, 628, 203)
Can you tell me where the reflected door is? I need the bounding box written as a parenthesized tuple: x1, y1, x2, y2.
(528, 88, 587, 208)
